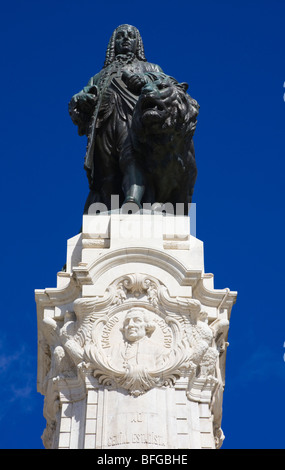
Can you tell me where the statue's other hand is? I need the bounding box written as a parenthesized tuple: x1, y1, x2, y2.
(122, 71, 148, 95)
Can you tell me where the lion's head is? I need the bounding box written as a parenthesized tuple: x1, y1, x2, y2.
(132, 75, 199, 139)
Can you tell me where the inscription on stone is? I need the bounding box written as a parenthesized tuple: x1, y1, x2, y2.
(101, 315, 119, 349)
(105, 412, 166, 448)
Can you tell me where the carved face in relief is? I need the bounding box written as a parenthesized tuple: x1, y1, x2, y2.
(122, 308, 155, 342)
(115, 25, 138, 55)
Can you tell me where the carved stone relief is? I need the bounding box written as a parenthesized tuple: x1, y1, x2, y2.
(40, 273, 229, 409)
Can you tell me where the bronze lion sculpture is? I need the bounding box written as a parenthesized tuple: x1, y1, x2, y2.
(120, 73, 199, 215)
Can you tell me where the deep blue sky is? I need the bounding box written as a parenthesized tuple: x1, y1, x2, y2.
(0, 0, 284, 449)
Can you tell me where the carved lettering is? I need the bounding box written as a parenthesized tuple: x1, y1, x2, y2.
(106, 431, 166, 447)
(132, 432, 166, 446)
(101, 315, 119, 348)
(130, 412, 143, 423)
(155, 318, 172, 348)
(107, 432, 130, 446)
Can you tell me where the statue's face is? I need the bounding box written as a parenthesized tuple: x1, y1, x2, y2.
(123, 311, 146, 342)
(115, 26, 137, 55)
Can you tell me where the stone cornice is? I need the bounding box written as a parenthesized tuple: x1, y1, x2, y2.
(35, 274, 81, 306)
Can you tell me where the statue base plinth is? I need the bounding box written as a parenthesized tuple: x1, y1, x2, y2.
(35, 213, 237, 449)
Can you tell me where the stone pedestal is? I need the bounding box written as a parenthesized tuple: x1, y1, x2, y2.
(35, 212, 237, 449)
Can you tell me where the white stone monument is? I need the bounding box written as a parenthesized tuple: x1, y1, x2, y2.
(35, 211, 237, 449)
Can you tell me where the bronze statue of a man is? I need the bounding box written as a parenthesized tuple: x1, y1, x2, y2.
(69, 24, 164, 212)
(69, 24, 199, 214)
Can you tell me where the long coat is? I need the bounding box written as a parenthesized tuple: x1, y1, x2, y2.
(69, 54, 162, 209)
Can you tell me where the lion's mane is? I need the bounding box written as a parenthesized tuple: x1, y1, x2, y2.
(120, 75, 199, 212)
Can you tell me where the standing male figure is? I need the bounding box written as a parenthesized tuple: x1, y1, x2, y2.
(69, 24, 163, 212)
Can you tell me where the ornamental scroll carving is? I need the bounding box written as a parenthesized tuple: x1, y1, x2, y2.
(41, 274, 228, 399)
